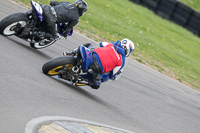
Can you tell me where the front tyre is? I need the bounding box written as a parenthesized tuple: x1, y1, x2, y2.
(42, 56, 77, 76)
(0, 13, 28, 36)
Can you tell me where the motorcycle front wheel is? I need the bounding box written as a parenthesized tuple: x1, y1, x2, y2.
(42, 56, 77, 76)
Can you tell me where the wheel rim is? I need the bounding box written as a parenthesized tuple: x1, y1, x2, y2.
(75, 83, 86, 86)
(48, 64, 73, 75)
(33, 40, 56, 49)
(3, 21, 26, 35)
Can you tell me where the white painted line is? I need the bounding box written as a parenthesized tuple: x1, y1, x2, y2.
(25, 116, 135, 133)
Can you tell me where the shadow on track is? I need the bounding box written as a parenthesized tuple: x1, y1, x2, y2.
(49, 76, 106, 104)
(45, 75, 137, 123)
(4, 36, 52, 60)
(45, 76, 119, 109)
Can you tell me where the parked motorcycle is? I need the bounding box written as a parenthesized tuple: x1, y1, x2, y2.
(0, 0, 73, 49)
(42, 43, 110, 88)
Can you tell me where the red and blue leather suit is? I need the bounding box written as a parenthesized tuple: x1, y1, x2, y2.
(90, 40, 126, 88)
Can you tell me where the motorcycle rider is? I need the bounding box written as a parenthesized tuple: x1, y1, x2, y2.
(64, 38, 135, 89)
(35, 0, 88, 41)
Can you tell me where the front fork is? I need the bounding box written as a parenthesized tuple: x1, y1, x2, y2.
(24, 10, 40, 42)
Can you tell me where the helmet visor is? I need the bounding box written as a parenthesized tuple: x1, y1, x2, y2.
(122, 45, 128, 56)
(82, 8, 87, 15)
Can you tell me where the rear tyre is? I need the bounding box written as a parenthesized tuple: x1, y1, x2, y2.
(0, 13, 28, 36)
(30, 39, 56, 49)
(42, 56, 77, 76)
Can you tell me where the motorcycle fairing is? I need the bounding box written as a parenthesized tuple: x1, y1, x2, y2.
(79, 45, 93, 72)
(101, 73, 110, 82)
(68, 28, 73, 36)
(31, 0, 43, 22)
(57, 23, 73, 36)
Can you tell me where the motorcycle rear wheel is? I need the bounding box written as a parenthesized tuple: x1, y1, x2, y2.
(0, 13, 28, 36)
(30, 39, 56, 49)
(42, 56, 77, 76)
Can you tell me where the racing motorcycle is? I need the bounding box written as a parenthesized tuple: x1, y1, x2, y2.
(0, 0, 73, 49)
(42, 43, 110, 88)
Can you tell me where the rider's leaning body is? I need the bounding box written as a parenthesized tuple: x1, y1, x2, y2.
(70, 38, 135, 89)
(35, 0, 88, 40)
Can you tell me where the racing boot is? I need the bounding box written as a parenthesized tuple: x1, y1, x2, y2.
(43, 33, 61, 44)
(34, 31, 45, 39)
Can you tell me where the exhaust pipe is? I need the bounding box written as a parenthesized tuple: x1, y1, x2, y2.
(72, 66, 79, 73)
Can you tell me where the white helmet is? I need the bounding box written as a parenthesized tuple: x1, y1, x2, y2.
(121, 38, 135, 57)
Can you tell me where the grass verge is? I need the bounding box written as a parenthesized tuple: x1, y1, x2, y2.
(179, 0, 200, 12)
